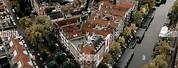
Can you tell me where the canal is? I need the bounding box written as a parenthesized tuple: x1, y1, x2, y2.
(127, 0, 176, 68)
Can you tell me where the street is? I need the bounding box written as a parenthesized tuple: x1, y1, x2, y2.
(127, 0, 176, 68)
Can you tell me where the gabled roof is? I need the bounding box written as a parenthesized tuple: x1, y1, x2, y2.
(10, 37, 34, 68)
(55, 0, 134, 55)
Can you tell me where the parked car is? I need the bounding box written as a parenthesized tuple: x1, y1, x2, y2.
(141, 15, 154, 30)
(114, 49, 134, 68)
(136, 28, 146, 43)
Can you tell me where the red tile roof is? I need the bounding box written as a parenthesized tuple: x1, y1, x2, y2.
(55, 1, 134, 39)
(10, 38, 33, 68)
(80, 44, 95, 54)
(56, 16, 80, 27)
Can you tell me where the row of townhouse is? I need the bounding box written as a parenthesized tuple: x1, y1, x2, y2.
(30, 0, 137, 68)
(8, 35, 38, 68)
(54, 0, 136, 68)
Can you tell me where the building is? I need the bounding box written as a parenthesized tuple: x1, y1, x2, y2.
(31, 0, 85, 18)
(30, 0, 136, 68)
(0, 42, 10, 68)
(9, 36, 38, 68)
(53, 0, 135, 68)
(0, 0, 5, 12)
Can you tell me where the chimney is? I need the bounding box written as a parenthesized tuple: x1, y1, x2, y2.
(112, 0, 116, 5)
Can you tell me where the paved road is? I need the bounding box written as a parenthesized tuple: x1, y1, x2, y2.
(128, 0, 175, 68)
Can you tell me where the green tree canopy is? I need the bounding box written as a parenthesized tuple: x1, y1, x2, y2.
(19, 16, 32, 29)
(142, 0, 156, 10)
(117, 36, 126, 48)
(102, 53, 114, 65)
(143, 55, 168, 68)
(25, 16, 53, 47)
(158, 41, 171, 55)
(172, 0, 178, 12)
(169, 0, 178, 24)
(132, 11, 143, 27)
(143, 62, 157, 68)
(55, 53, 67, 64)
(123, 26, 132, 37)
(47, 61, 59, 68)
(110, 42, 122, 56)
(98, 63, 108, 68)
(153, 55, 168, 68)
(122, 24, 137, 38)
(63, 61, 75, 68)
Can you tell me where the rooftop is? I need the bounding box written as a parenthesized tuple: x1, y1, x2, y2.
(34, 0, 85, 17)
(59, 1, 134, 39)
(55, 0, 134, 54)
(10, 37, 34, 68)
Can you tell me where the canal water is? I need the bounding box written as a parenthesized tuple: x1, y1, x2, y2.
(127, 0, 176, 68)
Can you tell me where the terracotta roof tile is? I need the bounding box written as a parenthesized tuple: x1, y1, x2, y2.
(55, 0, 134, 40)
(56, 16, 80, 27)
(10, 38, 33, 68)
(81, 44, 95, 54)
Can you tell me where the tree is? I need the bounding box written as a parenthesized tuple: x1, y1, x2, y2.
(110, 42, 122, 56)
(143, 55, 168, 68)
(172, 0, 178, 13)
(158, 41, 171, 55)
(144, 0, 156, 10)
(102, 53, 114, 65)
(19, 16, 32, 29)
(98, 63, 108, 68)
(123, 26, 132, 37)
(63, 61, 75, 68)
(130, 23, 138, 32)
(153, 55, 168, 68)
(168, 0, 178, 24)
(26, 24, 44, 45)
(7, 0, 20, 9)
(7, 0, 31, 17)
(143, 62, 157, 68)
(140, 3, 149, 13)
(25, 16, 53, 49)
(55, 53, 67, 64)
(168, 13, 177, 24)
(47, 61, 59, 68)
(132, 11, 143, 27)
(117, 36, 126, 48)
(122, 24, 138, 37)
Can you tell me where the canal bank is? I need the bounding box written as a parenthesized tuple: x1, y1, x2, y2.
(127, 0, 176, 68)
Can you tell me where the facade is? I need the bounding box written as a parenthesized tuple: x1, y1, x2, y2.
(31, 0, 136, 68)
(31, 0, 85, 16)
(54, 1, 135, 68)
